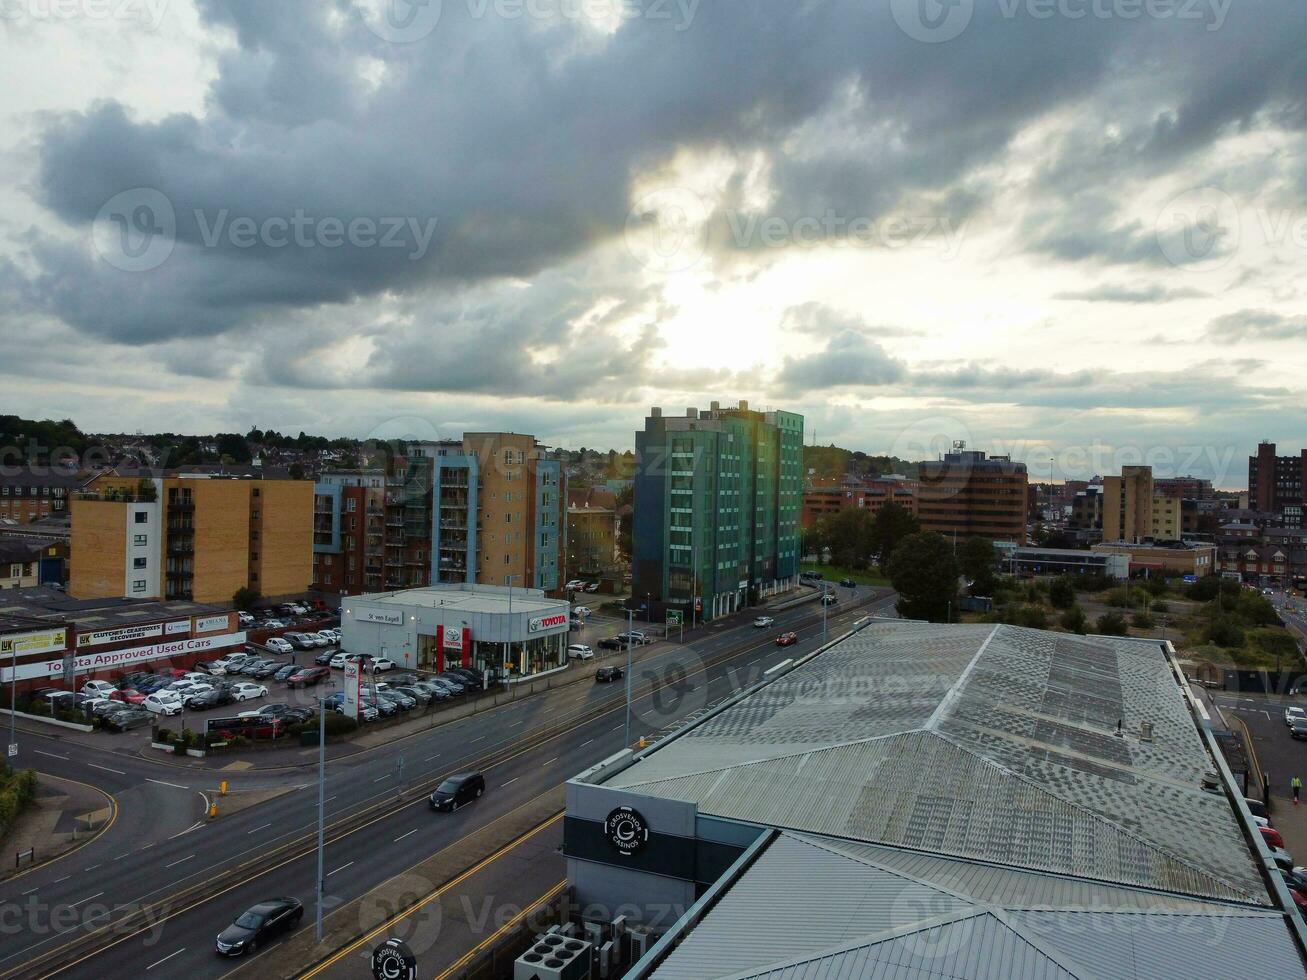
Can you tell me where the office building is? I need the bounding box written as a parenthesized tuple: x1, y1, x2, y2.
(633, 402, 803, 621)
(315, 433, 566, 597)
(1070, 484, 1103, 530)
(800, 476, 916, 529)
(341, 584, 569, 680)
(1103, 465, 1194, 542)
(916, 446, 1028, 544)
(1249, 442, 1307, 527)
(1091, 541, 1216, 577)
(561, 619, 1304, 978)
(1009, 545, 1130, 579)
(70, 473, 312, 604)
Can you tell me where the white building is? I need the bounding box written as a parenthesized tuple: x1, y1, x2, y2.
(342, 583, 570, 680)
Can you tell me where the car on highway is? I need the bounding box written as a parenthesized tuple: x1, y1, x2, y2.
(840, 577, 856, 588)
(102, 706, 153, 731)
(143, 691, 184, 716)
(215, 897, 303, 956)
(265, 637, 295, 655)
(568, 644, 595, 661)
(775, 631, 798, 647)
(1290, 718, 1307, 741)
(753, 616, 775, 628)
(821, 593, 838, 605)
(595, 665, 624, 683)
(287, 666, 330, 688)
(429, 771, 485, 812)
(80, 680, 117, 699)
(1286, 706, 1306, 727)
(231, 682, 268, 702)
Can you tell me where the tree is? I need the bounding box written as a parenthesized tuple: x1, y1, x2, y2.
(1206, 614, 1245, 649)
(232, 586, 261, 611)
(958, 537, 997, 595)
(1048, 577, 1076, 609)
(818, 508, 877, 570)
(1060, 603, 1087, 634)
(615, 484, 634, 561)
(1095, 611, 1129, 636)
(873, 503, 920, 569)
(215, 432, 252, 463)
(887, 532, 960, 623)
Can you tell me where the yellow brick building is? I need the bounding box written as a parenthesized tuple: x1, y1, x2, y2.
(70, 475, 312, 603)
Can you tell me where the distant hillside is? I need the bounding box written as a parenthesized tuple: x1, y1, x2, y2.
(803, 444, 916, 481)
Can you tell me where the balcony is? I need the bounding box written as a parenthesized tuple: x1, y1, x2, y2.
(167, 499, 195, 511)
(386, 518, 404, 528)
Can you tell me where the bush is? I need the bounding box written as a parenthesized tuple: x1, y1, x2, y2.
(1096, 612, 1129, 636)
(1105, 586, 1149, 609)
(1152, 600, 1169, 613)
(1131, 612, 1155, 629)
(1048, 577, 1076, 610)
(1206, 615, 1245, 649)
(156, 727, 174, 744)
(322, 712, 359, 737)
(1060, 604, 1087, 634)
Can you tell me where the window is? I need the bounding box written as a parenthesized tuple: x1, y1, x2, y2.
(251, 552, 259, 561)
(347, 499, 357, 512)
(134, 534, 148, 546)
(135, 511, 149, 524)
(133, 557, 148, 569)
(252, 510, 260, 520)
(132, 579, 147, 593)
(504, 554, 511, 565)
(504, 513, 512, 524)
(252, 488, 260, 498)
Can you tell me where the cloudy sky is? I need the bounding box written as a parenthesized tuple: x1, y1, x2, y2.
(2, 0, 1305, 486)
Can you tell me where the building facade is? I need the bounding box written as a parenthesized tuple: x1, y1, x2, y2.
(916, 447, 1028, 544)
(1091, 541, 1217, 577)
(1249, 442, 1307, 524)
(0, 469, 90, 525)
(567, 487, 618, 579)
(312, 471, 387, 597)
(800, 477, 917, 529)
(634, 402, 803, 621)
(70, 474, 312, 603)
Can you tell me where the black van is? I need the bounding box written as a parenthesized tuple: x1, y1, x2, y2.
(430, 772, 486, 812)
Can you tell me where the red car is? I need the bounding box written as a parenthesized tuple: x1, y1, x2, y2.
(287, 666, 330, 688)
(775, 632, 798, 647)
(109, 689, 146, 705)
(1261, 826, 1285, 850)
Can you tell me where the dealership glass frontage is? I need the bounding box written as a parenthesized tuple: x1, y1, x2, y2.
(341, 584, 570, 683)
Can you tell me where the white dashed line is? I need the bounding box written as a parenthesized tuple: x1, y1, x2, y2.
(327, 861, 354, 877)
(147, 949, 185, 970)
(163, 854, 194, 869)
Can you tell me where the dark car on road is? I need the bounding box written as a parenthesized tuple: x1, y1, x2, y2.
(215, 897, 303, 956)
(595, 665, 624, 683)
(429, 771, 485, 812)
(840, 577, 856, 588)
(287, 666, 330, 688)
(821, 593, 838, 605)
(102, 707, 152, 732)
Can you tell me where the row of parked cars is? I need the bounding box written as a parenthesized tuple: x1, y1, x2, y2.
(1241, 795, 1307, 917)
(320, 666, 485, 722)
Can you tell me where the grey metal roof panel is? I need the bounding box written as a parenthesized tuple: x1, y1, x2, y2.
(1008, 910, 1307, 979)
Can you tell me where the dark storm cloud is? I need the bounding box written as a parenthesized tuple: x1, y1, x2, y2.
(14, 0, 1304, 352)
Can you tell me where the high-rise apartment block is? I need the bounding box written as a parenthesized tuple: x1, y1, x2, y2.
(633, 401, 803, 621)
(71, 473, 312, 603)
(314, 433, 566, 596)
(1249, 442, 1306, 527)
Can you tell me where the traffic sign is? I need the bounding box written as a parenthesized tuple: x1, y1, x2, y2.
(6, 744, 16, 758)
(666, 610, 683, 626)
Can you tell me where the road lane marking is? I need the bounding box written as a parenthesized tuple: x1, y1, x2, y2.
(146, 948, 185, 971)
(327, 861, 354, 877)
(69, 891, 104, 909)
(84, 864, 101, 872)
(247, 823, 272, 834)
(20, 888, 36, 897)
(500, 777, 518, 787)
(580, 739, 592, 747)
(35, 750, 69, 761)
(470, 736, 485, 743)
(393, 828, 419, 843)
(146, 778, 189, 790)
(163, 854, 194, 869)
(424, 754, 440, 763)
(509, 720, 524, 727)
(542, 758, 557, 767)
(52, 876, 68, 884)
(113, 853, 129, 861)
(85, 763, 126, 775)
(373, 774, 391, 782)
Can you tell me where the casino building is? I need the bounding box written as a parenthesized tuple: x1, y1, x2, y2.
(340, 584, 570, 681)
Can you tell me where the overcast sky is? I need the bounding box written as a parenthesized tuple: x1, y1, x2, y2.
(2, 0, 1305, 486)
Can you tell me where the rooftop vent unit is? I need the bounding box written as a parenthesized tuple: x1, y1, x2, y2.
(1200, 770, 1220, 793)
(514, 933, 592, 980)
(1140, 721, 1154, 742)
(687, 407, 698, 418)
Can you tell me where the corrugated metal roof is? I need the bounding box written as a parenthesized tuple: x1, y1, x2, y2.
(651, 835, 974, 980)
(607, 621, 1267, 904)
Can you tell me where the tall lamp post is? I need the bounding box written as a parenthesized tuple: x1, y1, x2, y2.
(624, 606, 634, 747)
(314, 694, 327, 942)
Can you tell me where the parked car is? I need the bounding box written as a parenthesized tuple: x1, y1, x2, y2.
(565, 579, 585, 591)
(373, 689, 415, 711)
(237, 612, 256, 627)
(231, 683, 268, 702)
(412, 681, 451, 702)
(584, 582, 600, 592)
(212, 653, 255, 674)
(261, 618, 287, 630)
(1291, 718, 1307, 741)
(444, 667, 484, 691)
(80, 680, 117, 699)
(364, 696, 396, 718)
(184, 687, 235, 710)
(102, 707, 152, 731)
(265, 637, 294, 655)
(429, 771, 485, 811)
(753, 616, 775, 628)
(215, 898, 303, 956)
(287, 666, 330, 688)
(572, 606, 592, 618)
(1261, 826, 1286, 850)
(615, 631, 650, 645)
(1244, 797, 1270, 820)
(1285, 707, 1305, 727)
(248, 661, 282, 680)
(434, 674, 468, 694)
(1270, 847, 1296, 872)
(108, 688, 146, 706)
(568, 644, 595, 661)
(238, 702, 300, 720)
(821, 593, 838, 605)
(285, 633, 315, 651)
(595, 665, 624, 683)
(273, 664, 299, 683)
(393, 685, 433, 706)
(329, 652, 350, 669)
(313, 651, 336, 666)
(366, 657, 397, 673)
(318, 628, 340, 644)
(92, 700, 131, 720)
(839, 577, 856, 588)
(144, 692, 184, 716)
(598, 636, 624, 651)
(775, 631, 798, 647)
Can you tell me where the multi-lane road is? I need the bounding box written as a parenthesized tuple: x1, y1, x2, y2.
(0, 587, 894, 979)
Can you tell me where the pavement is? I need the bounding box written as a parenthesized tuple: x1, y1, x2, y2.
(0, 773, 112, 884)
(0, 586, 894, 980)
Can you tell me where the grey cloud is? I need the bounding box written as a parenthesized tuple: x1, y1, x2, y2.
(776, 331, 906, 396)
(1054, 283, 1205, 304)
(1205, 309, 1307, 342)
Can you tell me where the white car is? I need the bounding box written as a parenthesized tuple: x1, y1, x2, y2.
(572, 606, 592, 618)
(329, 652, 349, 669)
(212, 653, 253, 674)
(80, 680, 117, 699)
(262, 618, 287, 629)
(1285, 707, 1306, 727)
(318, 628, 340, 643)
(565, 580, 585, 591)
(231, 683, 268, 702)
(304, 632, 331, 648)
(144, 692, 184, 716)
(168, 679, 213, 696)
(568, 644, 595, 661)
(366, 657, 397, 673)
(265, 637, 294, 655)
(753, 616, 775, 628)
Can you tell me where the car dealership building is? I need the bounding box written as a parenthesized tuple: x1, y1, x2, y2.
(341, 584, 570, 680)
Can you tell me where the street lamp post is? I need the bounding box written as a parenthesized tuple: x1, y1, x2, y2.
(8, 642, 16, 760)
(821, 582, 829, 645)
(314, 695, 326, 942)
(624, 607, 634, 747)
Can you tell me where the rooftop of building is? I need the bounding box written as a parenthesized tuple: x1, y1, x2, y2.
(351, 583, 564, 616)
(0, 587, 226, 633)
(0, 467, 93, 489)
(0, 540, 43, 564)
(0, 611, 61, 636)
(603, 619, 1302, 978)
